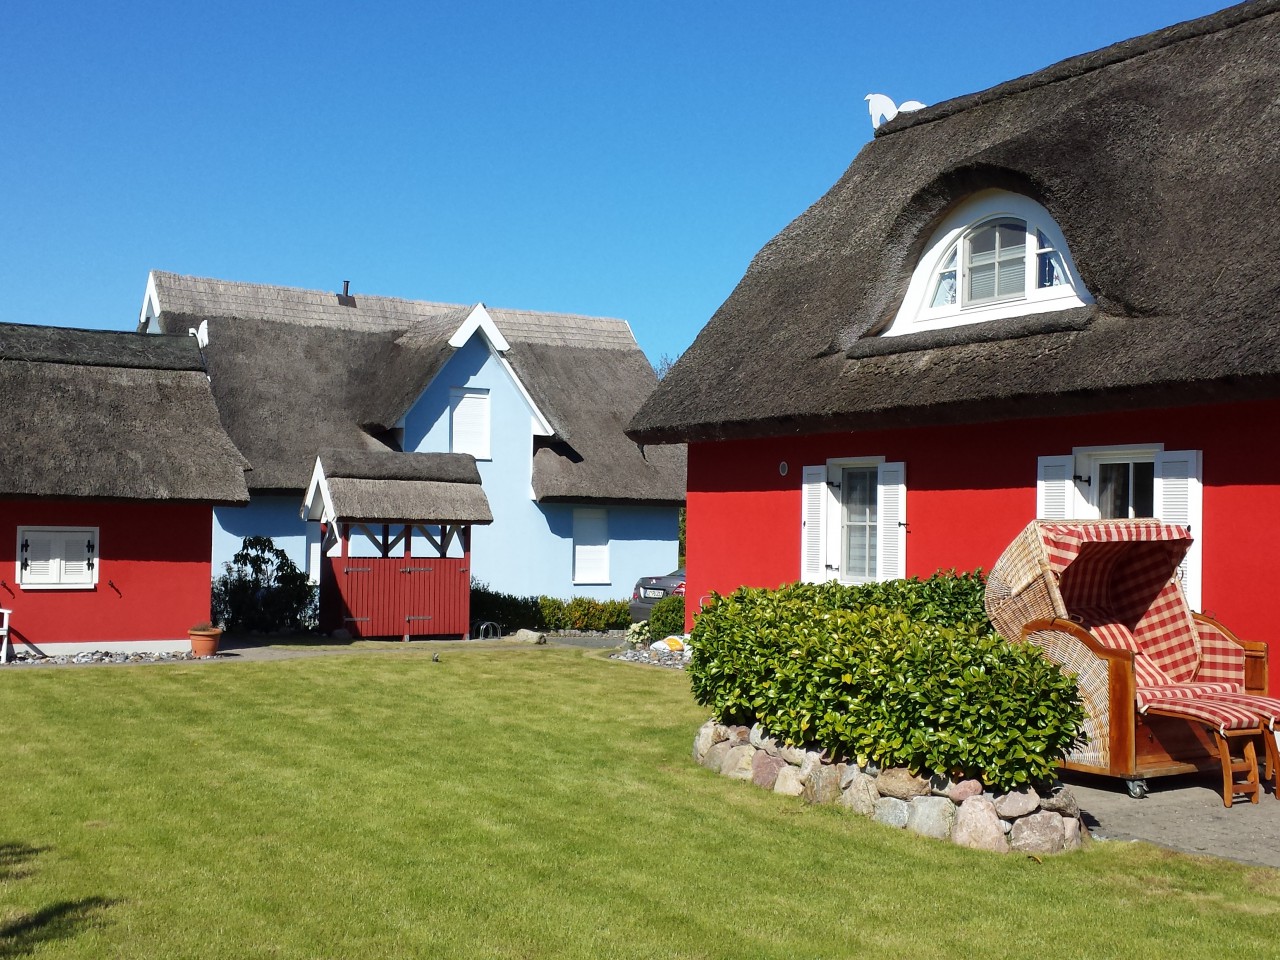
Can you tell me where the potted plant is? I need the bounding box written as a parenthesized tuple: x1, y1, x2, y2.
(188, 621, 222, 658)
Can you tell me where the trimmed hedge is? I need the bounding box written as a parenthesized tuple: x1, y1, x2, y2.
(687, 573, 1085, 790)
(646, 595, 686, 643)
(470, 581, 629, 633)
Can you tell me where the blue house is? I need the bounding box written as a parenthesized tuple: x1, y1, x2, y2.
(138, 272, 685, 600)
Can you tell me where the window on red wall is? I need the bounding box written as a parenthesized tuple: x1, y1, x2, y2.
(801, 458, 906, 585)
(16, 526, 98, 589)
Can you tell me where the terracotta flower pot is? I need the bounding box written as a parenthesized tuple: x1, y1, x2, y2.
(188, 628, 222, 658)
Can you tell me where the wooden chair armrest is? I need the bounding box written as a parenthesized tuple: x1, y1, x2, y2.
(1022, 617, 1136, 663)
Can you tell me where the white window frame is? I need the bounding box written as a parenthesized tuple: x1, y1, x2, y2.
(1036, 444, 1203, 609)
(572, 508, 610, 585)
(449, 387, 491, 461)
(885, 189, 1092, 337)
(16, 526, 99, 590)
(801, 457, 906, 585)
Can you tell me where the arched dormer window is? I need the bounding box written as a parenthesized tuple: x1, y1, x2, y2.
(883, 190, 1091, 337)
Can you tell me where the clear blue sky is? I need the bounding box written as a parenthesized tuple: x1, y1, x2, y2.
(1, 1, 1230, 365)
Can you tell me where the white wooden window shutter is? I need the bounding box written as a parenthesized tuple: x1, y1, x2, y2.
(1155, 449, 1203, 610)
(450, 388, 491, 460)
(800, 465, 827, 584)
(22, 532, 56, 584)
(572, 508, 609, 584)
(60, 532, 95, 584)
(1036, 455, 1075, 519)
(877, 462, 906, 580)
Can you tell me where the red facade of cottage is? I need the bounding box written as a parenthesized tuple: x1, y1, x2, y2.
(0, 500, 215, 651)
(686, 398, 1280, 694)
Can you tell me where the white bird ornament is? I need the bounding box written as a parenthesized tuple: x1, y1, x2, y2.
(865, 93, 927, 130)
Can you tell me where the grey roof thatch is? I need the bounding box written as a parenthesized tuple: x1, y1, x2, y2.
(0, 322, 250, 503)
(315, 449, 492, 523)
(627, 1, 1280, 445)
(146, 272, 685, 502)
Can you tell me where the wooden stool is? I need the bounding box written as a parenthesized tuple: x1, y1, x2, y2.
(1212, 728, 1262, 807)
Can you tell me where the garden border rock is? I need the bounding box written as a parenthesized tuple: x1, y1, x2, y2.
(693, 719, 1087, 855)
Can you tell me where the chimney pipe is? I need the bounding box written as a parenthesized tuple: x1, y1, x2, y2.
(342, 280, 350, 297)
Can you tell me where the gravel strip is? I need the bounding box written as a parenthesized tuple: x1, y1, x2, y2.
(609, 649, 688, 670)
(2, 650, 214, 667)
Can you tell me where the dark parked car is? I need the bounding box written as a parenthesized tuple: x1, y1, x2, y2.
(629, 568, 685, 623)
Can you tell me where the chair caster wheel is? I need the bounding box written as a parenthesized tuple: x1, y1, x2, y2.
(1126, 779, 1148, 799)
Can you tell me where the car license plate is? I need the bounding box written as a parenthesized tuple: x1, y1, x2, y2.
(642, 588, 664, 599)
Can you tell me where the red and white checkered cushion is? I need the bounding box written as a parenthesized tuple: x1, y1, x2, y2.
(1193, 619, 1247, 686)
(1140, 692, 1262, 733)
(1072, 606, 1172, 687)
(1195, 693, 1280, 731)
(1135, 683, 1241, 711)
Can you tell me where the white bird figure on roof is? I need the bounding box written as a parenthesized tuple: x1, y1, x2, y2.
(865, 93, 927, 130)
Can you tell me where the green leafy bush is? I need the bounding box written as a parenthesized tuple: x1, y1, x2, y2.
(471, 580, 546, 632)
(212, 536, 317, 633)
(563, 597, 630, 631)
(646, 594, 686, 643)
(539, 596, 568, 632)
(688, 573, 1084, 790)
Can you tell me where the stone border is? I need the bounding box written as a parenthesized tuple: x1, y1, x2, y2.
(694, 720, 1086, 855)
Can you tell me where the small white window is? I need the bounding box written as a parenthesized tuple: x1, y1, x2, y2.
(885, 189, 1092, 336)
(801, 459, 905, 585)
(449, 388, 491, 460)
(16, 527, 99, 589)
(572, 509, 609, 584)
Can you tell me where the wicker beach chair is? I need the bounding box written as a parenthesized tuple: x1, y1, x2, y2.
(0, 608, 9, 664)
(986, 520, 1280, 806)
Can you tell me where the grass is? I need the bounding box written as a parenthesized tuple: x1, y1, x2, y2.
(1, 646, 1277, 958)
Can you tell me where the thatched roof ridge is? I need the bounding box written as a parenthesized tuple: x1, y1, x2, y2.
(628, 2, 1280, 444)
(324, 479, 493, 525)
(319, 449, 482, 485)
(1, 321, 203, 371)
(151, 274, 685, 502)
(0, 323, 249, 504)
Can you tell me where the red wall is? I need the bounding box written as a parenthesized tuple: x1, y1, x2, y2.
(687, 398, 1280, 693)
(0, 500, 214, 649)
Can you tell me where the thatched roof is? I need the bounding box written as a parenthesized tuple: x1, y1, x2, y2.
(627, 1, 1280, 445)
(147, 272, 685, 502)
(310, 450, 492, 524)
(0, 322, 250, 503)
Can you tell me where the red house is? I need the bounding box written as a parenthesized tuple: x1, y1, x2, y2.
(0, 322, 250, 657)
(628, 3, 1280, 693)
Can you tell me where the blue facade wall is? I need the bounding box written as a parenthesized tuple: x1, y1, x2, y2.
(213, 495, 307, 572)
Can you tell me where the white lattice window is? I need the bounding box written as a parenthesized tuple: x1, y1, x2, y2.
(16, 526, 99, 589)
(801, 459, 905, 585)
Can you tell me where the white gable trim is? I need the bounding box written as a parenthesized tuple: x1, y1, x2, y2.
(448, 303, 510, 352)
(301, 457, 337, 523)
(139, 270, 162, 333)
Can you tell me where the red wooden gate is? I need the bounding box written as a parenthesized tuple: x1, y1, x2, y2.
(319, 524, 472, 639)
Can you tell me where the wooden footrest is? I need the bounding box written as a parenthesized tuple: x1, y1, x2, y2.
(1212, 729, 1261, 808)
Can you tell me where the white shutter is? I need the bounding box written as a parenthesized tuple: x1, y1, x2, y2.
(450, 388, 491, 460)
(572, 508, 609, 584)
(800, 465, 827, 583)
(1036, 455, 1075, 519)
(60, 532, 94, 584)
(877, 461, 906, 580)
(1155, 449, 1203, 610)
(21, 532, 56, 585)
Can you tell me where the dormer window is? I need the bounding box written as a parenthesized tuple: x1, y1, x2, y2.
(884, 190, 1091, 337)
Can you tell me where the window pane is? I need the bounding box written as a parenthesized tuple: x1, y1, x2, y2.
(1038, 250, 1067, 288)
(940, 248, 957, 270)
(841, 467, 878, 580)
(969, 225, 997, 256)
(930, 270, 957, 307)
(997, 261, 1025, 297)
(997, 221, 1026, 250)
(1098, 462, 1129, 519)
(1133, 461, 1155, 518)
(969, 263, 996, 301)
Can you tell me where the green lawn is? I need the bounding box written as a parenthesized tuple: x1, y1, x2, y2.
(1, 646, 1276, 959)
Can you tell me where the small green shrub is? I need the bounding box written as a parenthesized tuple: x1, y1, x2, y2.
(688, 572, 1084, 790)
(602, 600, 631, 630)
(647, 595, 686, 643)
(539, 596, 568, 631)
(471, 580, 545, 632)
(212, 536, 317, 633)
